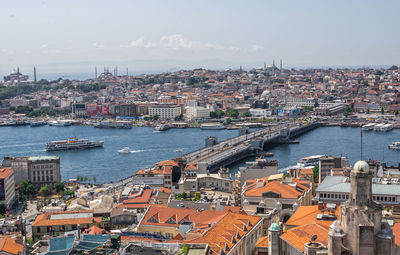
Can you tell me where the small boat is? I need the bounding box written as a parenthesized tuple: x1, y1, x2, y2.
(118, 147, 132, 154)
(174, 149, 183, 152)
(155, 124, 171, 131)
(30, 121, 47, 127)
(48, 120, 71, 127)
(389, 142, 400, 150)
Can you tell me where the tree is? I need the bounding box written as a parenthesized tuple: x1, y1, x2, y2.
(19, 180, 35, 199)
(314, 101, 319, 108)
(395, 110, 399, 116)
(343, 106, 352, 117)
(366, 108, 370, 114)
(93, 176, 97, 183)
(84, 176, 88, 183)
(39, 185, 51, 196)
(313, 165, 319, 183)
(381, 107, 384, 115)
(0, 202, 6, 215)
(55, 182, 65, 193)
(210, 111, 217, 118)
(215, 109, 225, 119)
(242, 111, 252, 117)
(228, 109, 239, 118)
(225, 118, 232, 125)
(388, 65, 398, 71)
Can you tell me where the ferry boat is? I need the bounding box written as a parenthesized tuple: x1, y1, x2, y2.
(362, 123, 375, 131)
(389, 142, 400, 150)
(30, 121, 47, 127)
(155, 124, 171, 131)
(45, 135, 103, 151)
(374, 123, 385, 132)
(200, 123, 225, 130)
(297, 155, 325, 168)
(118, 147, 131, 154)
(94, 120, 132, 129)
(380, 124, 393, 132)
(48, 120, 71, 127)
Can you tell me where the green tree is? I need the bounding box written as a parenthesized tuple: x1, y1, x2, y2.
(343, 106, 352, 117)
(395, 110, 399, 116)
(19, 180, 35, 199)
(0, 202, 6, 215)
(225, 118, 232, 125)
(313, 165, 319, 183)
(93, 176, 97, 183)
(215, 109, 225, 119)
(151, 115, 159, 121)
(381, 107, 384, 115)
(55, 182, 65, 193)
(228, 109, 239, 118)
(210, 111, 217, 118)
(39, 185, 51, 196)
(314, 101, 319, 108)
(84, 176, 88, 183)
(366, 108, 370, 114)
(242, 111, 252, 117)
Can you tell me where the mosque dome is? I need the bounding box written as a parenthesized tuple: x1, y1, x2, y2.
(268, 222, 281, 231)
(353, 160, 370, 174)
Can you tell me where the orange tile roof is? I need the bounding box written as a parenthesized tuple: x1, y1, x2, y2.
(123, 189, 153, 204)
(0, 237, 24, 255)
(83, 225, 109, 235)
(255, 235, 269, 248)
(156, 160, 179, 167)
(158, 187, 171, 194)
(280, 223, 329, 252)
(33, 210, 95, 227)
(184, 212, 263, 254)
(0, 168, 13, 179)
(141, 205, 226, 229)
(116, 203, 153, 209)
(243, 179, 308, 199)
(393, 222, 400, 246)
(285, 205, 339, 229)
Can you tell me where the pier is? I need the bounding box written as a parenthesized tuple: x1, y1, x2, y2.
(183, 122, 322, 172)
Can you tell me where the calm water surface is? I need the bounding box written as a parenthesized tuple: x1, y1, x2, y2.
(0, 126, 398, 183)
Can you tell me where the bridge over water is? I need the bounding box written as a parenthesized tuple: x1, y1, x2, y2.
(183, 122, 322, 172)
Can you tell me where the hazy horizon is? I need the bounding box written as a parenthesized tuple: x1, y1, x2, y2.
(1, 0, 399, 78)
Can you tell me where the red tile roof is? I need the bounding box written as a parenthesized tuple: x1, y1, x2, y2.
(0, 237, 24, 255)
(0, 168, 13, 179)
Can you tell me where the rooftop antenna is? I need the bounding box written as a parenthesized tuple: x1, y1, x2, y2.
(360, 128, 363, 160)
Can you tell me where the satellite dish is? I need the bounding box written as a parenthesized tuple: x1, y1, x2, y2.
(311, 235, 318, 242)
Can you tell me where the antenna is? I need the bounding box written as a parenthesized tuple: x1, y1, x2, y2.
(360, 128, 363, 160)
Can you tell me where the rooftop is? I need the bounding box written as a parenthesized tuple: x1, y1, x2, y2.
(29, 156, 60, 161)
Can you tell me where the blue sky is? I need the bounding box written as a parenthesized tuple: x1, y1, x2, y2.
(0, 0, 399, 76)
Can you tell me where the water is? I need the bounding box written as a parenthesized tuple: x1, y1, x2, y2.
(0, 126, 399, 183)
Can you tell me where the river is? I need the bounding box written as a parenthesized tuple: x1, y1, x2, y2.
(0, 125, 398, 183)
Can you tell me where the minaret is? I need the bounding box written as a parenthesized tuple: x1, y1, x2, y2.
(268, 222, 282, 255)
(126, 67, 129, 77)
(33, 66, 37, 83)
(280, 59, 282, 72)
(95, 66, 98, 79)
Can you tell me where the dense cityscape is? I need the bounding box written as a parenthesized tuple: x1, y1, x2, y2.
(0, 63, 399, 254)
(1, 1, 400, 254)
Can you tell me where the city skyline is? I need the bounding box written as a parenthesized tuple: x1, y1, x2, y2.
(0, 0, 399, 76)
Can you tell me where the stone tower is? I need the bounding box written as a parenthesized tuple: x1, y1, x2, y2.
(328, 160, 394, 255)
(268, 222, 282, 255)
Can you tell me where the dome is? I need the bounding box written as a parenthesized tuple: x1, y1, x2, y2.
(269, 222, 281, 231)
(353, 160, 370, 174)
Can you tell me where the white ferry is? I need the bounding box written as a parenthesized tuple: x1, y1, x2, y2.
(118, 147, 131, 154)
(380, 124, 393, 132)
(94, 120, 132, 129)
(46, 135, 103, 151)
(48, 120, 71, 127)
(389, 142, 400, 150)
(374, 123, 385, 131)
(362, 123, 375, 131)
(155, 123, 171, 131)
(200, 123, 225, 130)
(297, 155, 325, 168)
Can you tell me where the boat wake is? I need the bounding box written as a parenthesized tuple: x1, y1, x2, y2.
(0, 142, 43, 149)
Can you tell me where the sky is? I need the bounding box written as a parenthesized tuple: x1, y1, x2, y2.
(0, 0, 399, 78)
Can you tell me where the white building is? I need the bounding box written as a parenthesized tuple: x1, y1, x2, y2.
(0, 168, 16, 208)
(249, 108, 271, 118)
(149, 104, 182, 120)
(185, 106, 210, 120)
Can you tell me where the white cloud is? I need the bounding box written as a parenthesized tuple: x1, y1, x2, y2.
(121, 34, 241, 51)
(41, 44, 48, 49)
(92, 42, 105, 48)
(250, 45, 265, 52)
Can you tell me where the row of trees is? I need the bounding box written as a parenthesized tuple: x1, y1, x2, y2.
(76, 175, 97, 183)
(209, 109, 252, 119)
(19, 180, 65, 198)
(11, 105, 69, 117)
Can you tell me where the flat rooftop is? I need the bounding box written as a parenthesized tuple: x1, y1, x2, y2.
(29, 156, 60, 161)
